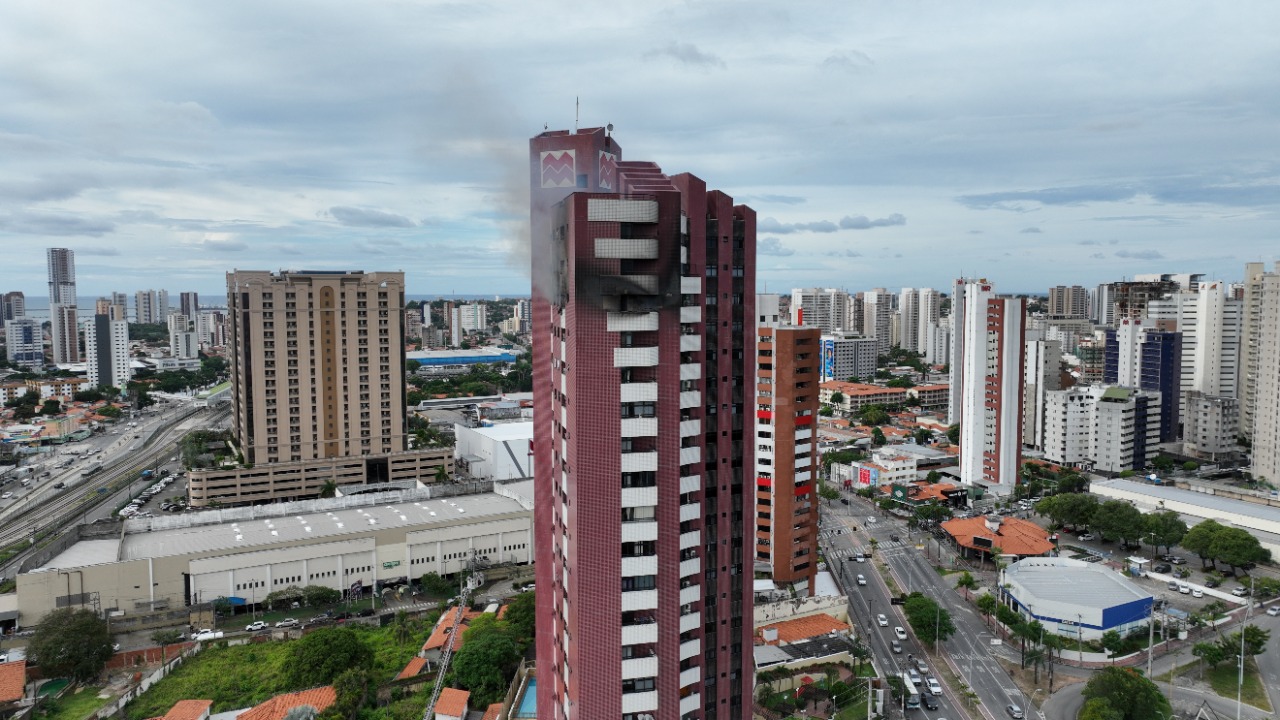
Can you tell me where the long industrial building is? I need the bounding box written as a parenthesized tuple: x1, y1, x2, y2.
(15, 484, 533, 627)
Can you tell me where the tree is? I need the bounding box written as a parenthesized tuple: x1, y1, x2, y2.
(1092, 499, 1145, 545)
(318, 479, 337, 499)
(1057, 472, 1090, 493)
(1182, 519, 1226, 567)
(1192, 640, 1228, 674)
(1220, 625, 1271, 659)
(1100, 630, 1124, 663)
(301, 585, 342, 607)
(829, 391, 845, 405)
(1143, 510, 1188, 555)
(886, 376, 915, 388)
(946, 423, 960, 444)
(284, 626, 374, 688)
(503, 591, 536, 643)
(913, 428, 932, 445)
(871, 427, 887, 447)
(321, 667, 373, 720)
(976, 593, 998, 628)
(98, 405, 122, 418)
(1150, 455, 1175, 473)
(819, 406, 834, 417)
(817, 481, 840, 502)
(452, 621, 524, 706)
(420, 572, 454, 597)
(1079, 698, 1124, 720)
(1209, 527, 1270, 573)
(1182, 461, 1199, 473)
(1080, 666, 1172, 720)
(860, 404, 889, 427)
(902, 594, 956, 646)
(39, 399, 62, 416)
(925, 470, 941, 484)
(435, 464, 449, 483)
(954, 571, 978, 599)
(151, 629, 184, 646)
(28, 608, 114, 682)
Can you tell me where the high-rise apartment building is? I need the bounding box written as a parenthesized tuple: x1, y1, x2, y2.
(1103, 319, 1182, 443)
(135, 289, 169, 324)
(226, 270, 408, 465)
(1042, 386, 1161, 473)
(953, 279, 1025, 495)
(530, 127, 754, 720)
(85, 314, 132, 389)
(1047, 285, 1089, 319)
(1252, 270, 1280, 484)
(1091, 283, 1114, 325)
(2, 291, 26, 321)
(755, 324, 819, 595)
(1021, 330, 1062, 450)
(4, 318, 42, 369)
(515, 298, 532, 333)
(819, 333, 878, 382)
(1237, 262, 1274, 438)
(861, 288, 894, 357)
(897, 287, 941, 354)
(790, 288, 850, 334)
(47, 248, 80, 365)
(180, 291, 200, 318)
(197, 310, 227, 348)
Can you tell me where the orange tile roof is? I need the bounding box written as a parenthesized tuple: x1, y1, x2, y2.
(914, 384, 949, 392)
(941, 516, 1054, 557)
(821, 381, 909, 398)
(238, 687, 335, 720)
(396, 657, 428, 680)
(480, 703, 504, 720)
(757, 613, 850, 645)
(162, 699, 212, 720)
(423, 606, 486, 654)
(0, 661, 25, 703)
(434, 688, 470, 718)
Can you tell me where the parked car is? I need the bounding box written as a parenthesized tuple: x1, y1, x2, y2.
(1204, 577, 1221, 588)
(275, 618, 299, 628)
(1167, 581, 1180, 591)
(1078, 533, 1096, 541)
(1178, 583, 1191, 594)
(1152, 563, 1172, 573)
(1267, 606, 1279, 617)
(1192, 588, 1204, 598)
(194, 630, 223, 641)
(1232, 587, 1250, 597)
(1169, 557, 1187, 565)
(877, 614, 889, 627)
(53, 482, 65, 489)
(357, 608, 376, 617)
(245, 621, 267, 632)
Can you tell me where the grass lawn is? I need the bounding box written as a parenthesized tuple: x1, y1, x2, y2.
(124, 622, 426, 720)
(35, 686, 113, 720)
(1205, 658, 1271, 713)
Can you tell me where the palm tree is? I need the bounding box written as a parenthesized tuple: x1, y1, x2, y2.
(319, 479, 337, 498)
(976, 594, 998, 629)
(391, 610, 416, 645)
(955, 571, 978, 599)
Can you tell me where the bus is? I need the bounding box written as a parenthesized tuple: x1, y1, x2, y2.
(901, 672, 921, 711)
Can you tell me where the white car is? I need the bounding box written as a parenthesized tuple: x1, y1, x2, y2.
(275, 618, 299, 628)
(245, 621, 267, 632)
(1266, 606, 1279, 617)
(894, 626, 908, 641)
(927, 678, 943, 696)
(877, 614, 889, 627)
(1178, 583, 1191, 594)
(0, 492, 12, 500)
(1191, 588, 1203, 598)
(856, 574, 867, 586)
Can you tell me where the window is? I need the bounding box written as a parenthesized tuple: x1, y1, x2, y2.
(622, 677, 656, 694)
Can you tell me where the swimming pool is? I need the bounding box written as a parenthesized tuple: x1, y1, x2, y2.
(514, 677, 537, 718)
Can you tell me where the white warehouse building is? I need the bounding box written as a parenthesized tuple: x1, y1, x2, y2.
(1000, 557, 1153, 642)
(454, 422, 534, 481)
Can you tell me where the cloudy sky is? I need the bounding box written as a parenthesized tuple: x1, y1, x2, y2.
(3, 1, 1278, 300)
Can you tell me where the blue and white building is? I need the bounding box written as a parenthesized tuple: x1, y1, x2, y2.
(999, 557, 1153, 641)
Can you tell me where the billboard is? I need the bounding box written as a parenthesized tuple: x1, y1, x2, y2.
(856, 465, 879, 487)
(821, 338, 836, 382)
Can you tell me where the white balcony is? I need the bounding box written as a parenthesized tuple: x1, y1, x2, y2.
(795, 428, 812, 441)
(680, 584, 700, 605)
(680, 276, 701, 294)
(680, 335, 701, 352)
(621, 486, 658, 508)
(680, 666, 700, 689)
(621, 417, 658, 437)
(621, 589, 659, 612)
(621, 520, 658, 542)
(679, 639, 700, 660)
(588, 198, 658, 223)
(621, 655, 659, 680)
(679, 445, 701, 466)
(795, 456, 811, 469)
(680, 530, 700, 550)
(680, 362, 701, 380)
(621, 622, 658, 645)
(621, 382, 658, 402)
(614, 346, 660, 367)
(679, 611, 701, 633)
(679, 502, 700, 523)
(679, 419, 701, 437)
(679, 556, 701, 577)
(680, 474, 700, 494)
(680, 692, 701, 715)
(621, 555, 659, 577)
(795, 470, 811, 483)
(596, 237, 659, 260)
(680, 305, 702, 323)
(621, 690, 659, 714)
(621, 451, 658, 472)
(679, 390, 701, 408)
(607, 311, 659, 332)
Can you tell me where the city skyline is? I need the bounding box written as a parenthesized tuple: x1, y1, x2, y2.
(3, 2, 1279, 296)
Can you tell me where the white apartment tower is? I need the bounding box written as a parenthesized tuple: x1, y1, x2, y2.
(897, 287, 942, 354)
(1022, 331, 1062, 450)
(1252, 270, 1280, 484)
(862, 288, 894, 357)
(85, 314, 132, 389)
(954, 279, 1026, 495)
(47, 247, 80, 364)
(790, 287, 850, 334)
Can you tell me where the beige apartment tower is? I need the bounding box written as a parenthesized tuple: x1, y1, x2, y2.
(227, 270, 408, 466)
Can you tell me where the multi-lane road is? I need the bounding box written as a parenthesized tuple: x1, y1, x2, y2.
(821, 497, 1038, 720)
(0, 402, 229, 581)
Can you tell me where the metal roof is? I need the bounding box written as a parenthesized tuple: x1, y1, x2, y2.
(1005, 557, 1151, 609)
(119, 492, 527, 560)
(1094, 478, 1280, 524)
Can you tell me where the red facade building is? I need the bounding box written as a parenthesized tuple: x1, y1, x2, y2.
(530, 127, 755, 720)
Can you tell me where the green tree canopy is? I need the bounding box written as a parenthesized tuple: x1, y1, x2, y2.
(28, 608, 114, 681)
(1080, 666, 1172, 720)
(1220, 624, 1271, 659)
(503, 591, 536, 644)
(871, 427, 887, 446)
(1192, 640, 1228, 669)
(320, 667, 372, 720)
(1209, 527, 1270, 572)
(829, 391, 845, 404)
(902, 593, 956, 646)
(284, 626, 374, 688)
(1079, 698, 1124, 720)
(946, 423, 960, 444)
(1143, 510, 1188, 554)
(1182, 519, 1227, 566)
(859, 404, 890, 426)
(452, 618, 524, 706)
(1092, 499, 1145, 544)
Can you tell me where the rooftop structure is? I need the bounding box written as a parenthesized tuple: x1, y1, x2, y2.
(1000, 556, 1153, 641)
(941, 515, 1054, 559)
(238, 687, 335, 720)
(756, 612, 850, 645)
